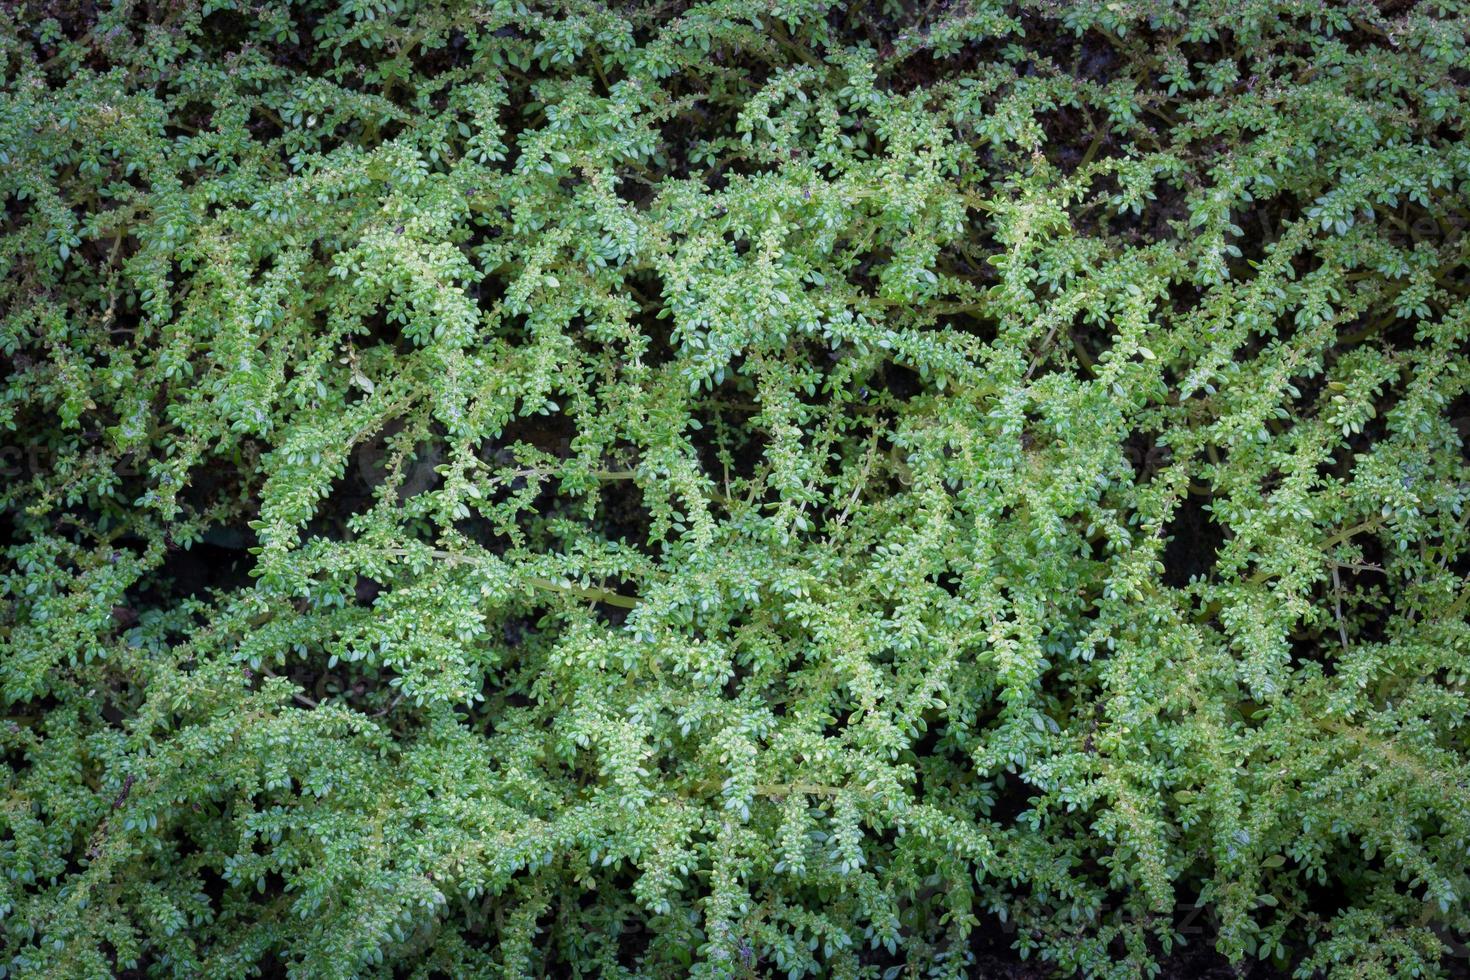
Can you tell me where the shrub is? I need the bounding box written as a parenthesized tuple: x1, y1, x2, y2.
(2, 0, 1469, 976)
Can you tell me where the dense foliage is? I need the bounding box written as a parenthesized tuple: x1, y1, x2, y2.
(2, 0, 1470, 976)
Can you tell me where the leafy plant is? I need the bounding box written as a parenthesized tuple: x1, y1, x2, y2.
(2, 0, 1469, 976)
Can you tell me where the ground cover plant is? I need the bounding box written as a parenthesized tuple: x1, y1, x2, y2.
(2, 0, 1470, 976)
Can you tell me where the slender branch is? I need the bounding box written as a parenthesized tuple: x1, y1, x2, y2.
(381, 547, 641, 608)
